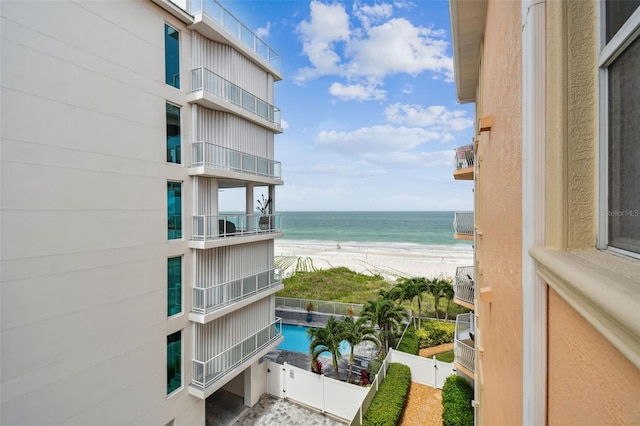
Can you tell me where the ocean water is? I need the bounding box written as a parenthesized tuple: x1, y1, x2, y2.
(280, 211, 471, 247)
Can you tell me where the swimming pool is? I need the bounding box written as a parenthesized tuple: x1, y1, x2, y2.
(278, 324, 351, 354)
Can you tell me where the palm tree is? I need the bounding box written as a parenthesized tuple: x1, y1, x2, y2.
(361, 298, 408, 356)
(426, 278, 448, 319)
(308, 316, 345, 380)
(341, 316, 379, 383)
(440, 279, 455, 320)
(397, 277, 428, 317)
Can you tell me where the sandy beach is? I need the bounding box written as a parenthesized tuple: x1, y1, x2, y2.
(275, 240, 473, 280)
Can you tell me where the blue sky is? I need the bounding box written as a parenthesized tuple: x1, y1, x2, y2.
(214, 0, 474, 211)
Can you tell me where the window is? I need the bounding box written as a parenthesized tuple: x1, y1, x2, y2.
(165, 24, 180, 89)
(167, 331, 182, 395)
(167, 182, 182, 239)
(166, 103, 181, 164)
(168, 257, 182, 316)
(600, 1, 640, 256)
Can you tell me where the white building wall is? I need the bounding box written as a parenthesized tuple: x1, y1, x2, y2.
(1, 1, 201, 424)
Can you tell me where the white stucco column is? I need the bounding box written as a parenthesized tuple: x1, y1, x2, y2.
(522, 0, 547, 424)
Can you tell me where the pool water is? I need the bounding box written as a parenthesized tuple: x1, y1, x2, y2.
(278, 324, 351, 354)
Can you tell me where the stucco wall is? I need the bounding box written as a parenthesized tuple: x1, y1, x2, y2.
(548, 289, 640, 425)
(475, 0, 523, 424)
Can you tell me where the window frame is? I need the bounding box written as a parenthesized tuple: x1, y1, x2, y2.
(167, 181, 182, 240)
(164, 23, 181, 89)
(166, 102, 182, 165)
(597, 4, 640, 260)
(166, 330, 182, 396)
(167, 256, 182, 317)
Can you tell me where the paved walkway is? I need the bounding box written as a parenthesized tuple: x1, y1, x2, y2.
(233, 394, 346, 425)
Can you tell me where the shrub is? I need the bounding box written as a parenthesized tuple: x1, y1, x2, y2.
(396, 325, 419, 355)
(363, 363, 411, 426)
(418, 320, 455, 348)
(442, 375, 474, 426)
(367, 359, 383, 376)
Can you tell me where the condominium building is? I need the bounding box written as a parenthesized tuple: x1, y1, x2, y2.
(449, 0, 640, 424)
(1, 1, 284, 424)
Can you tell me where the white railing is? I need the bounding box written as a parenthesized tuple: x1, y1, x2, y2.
(192, 318, 282, 390)
(192, 214, 282, 241)
(453, 211, 474, 236)
(454, 265, 475, 305)
(191, 67, 281, 126)
(454, 313, 475, 373)
(191, 142, 281, 179)
(188, 0, 280, 69)
(193, 268, 281, 314)
(455, 143, 475, 170)
(275, 297, 363, 316)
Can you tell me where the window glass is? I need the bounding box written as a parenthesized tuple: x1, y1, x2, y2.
(167, 182, 182, 240)
(606, 0, 640, 42)
(167, 331, 181, 395)
(168, 257, 182, 316)
(165, 24, 180, 89)
(607, 35, 640, 254)
(166, 103, 181, 164)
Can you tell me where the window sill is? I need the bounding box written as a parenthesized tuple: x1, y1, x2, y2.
(529, 247, 640, 369)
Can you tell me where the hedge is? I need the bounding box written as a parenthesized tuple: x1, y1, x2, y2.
(416, 320, 455, 348)
(396, 325, 419, 355)
(362, 363, 411, 426)
(442, 375, 474, 426)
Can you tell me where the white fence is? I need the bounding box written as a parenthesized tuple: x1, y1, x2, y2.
(267, 349, 456, 425)
(267, 360, 370, 422)
(388, 349, 455, 389)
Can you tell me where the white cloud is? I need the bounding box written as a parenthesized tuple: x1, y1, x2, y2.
(294, 1, 453, 91)
(345, 18, 452, 79)
(256, 21, 271, 38)
(384, 103, 474, 132)
(295, 1, 350, 83)
(328, 82, 386, 101)
(316, 125, 453, 159)
(353, 1, 393, 29)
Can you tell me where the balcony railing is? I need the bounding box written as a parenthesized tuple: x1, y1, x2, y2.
(191, 68, 281, 126)
(453, 212, 474, 237)
(193, 268, 281, 315)
(455, 143, 475, 170)
(192, 214, 282, 241)
(191, 142, 281, 179)
(454, 313, 475, 373)
(454, 266, 475, 306)
(188, 0, 280, 70)
(191, 318, 282, 390)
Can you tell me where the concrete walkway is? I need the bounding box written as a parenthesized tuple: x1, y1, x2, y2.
(233, 394, 346, 425)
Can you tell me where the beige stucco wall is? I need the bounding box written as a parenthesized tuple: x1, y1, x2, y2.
(548, 289, 640, 425)
(545, 2, 640, 425)
(475, 0, 523, 424)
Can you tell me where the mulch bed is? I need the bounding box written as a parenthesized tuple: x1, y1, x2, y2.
(399, 382, 443, 426)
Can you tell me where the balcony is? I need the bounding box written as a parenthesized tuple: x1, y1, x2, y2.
(454, 313, 475, 376)
(190, 142, 282, 184)
(188, 0, 281, 76)
(190, 213, 283, 249)
(454, 266, 475, 309)
(190, 318, 283, 398)
(454, 143, 474, 180)
(190, 268, 284, 323)
(189, 68, 282, 133)
(453, 211, 474, 241)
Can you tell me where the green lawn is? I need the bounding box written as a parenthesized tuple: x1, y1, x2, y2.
(435, 350, 455, 363)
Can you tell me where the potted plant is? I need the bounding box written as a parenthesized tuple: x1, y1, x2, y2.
(306, 301, 314, 322)
(256, 195, 272, 230)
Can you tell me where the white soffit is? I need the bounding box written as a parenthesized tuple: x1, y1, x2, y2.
(449, 0, 487, 103)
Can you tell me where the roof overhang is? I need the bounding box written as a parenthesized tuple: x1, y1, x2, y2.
(449, 0, 487, 103)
